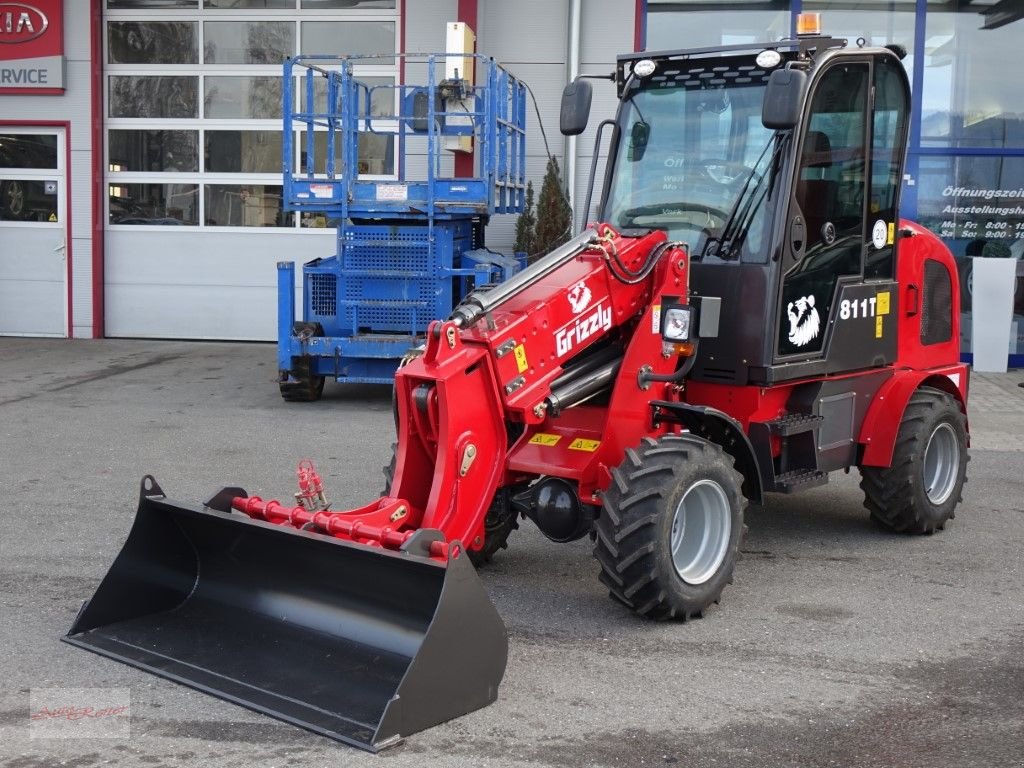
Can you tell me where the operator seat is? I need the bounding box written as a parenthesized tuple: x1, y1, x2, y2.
(795, 130, 836, 252)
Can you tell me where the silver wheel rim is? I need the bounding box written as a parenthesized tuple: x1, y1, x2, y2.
(670, 479, 732, 585)
(923, 422, 960, 505)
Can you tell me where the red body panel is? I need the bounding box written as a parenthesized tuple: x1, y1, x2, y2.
(858, 365, 969, 466)
(856, 221, 970, 466)
(894, 220, 962, 370)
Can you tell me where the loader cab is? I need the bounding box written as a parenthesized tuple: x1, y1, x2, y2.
(592, 39, 911, 386)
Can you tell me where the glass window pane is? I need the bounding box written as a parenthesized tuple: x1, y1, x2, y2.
(110, 76, 198, 118)
(300, 0, 394, 7)
(300, 21, 395, 62)
(300, 211, 339, 228)
(915, 155, 1024, 337)
(646, 4, 789, 49)
(802, 2, 916, 49)
(299, 131, 394, 175)
(205, 0, 294, 7)
(802, 2, 916, 83)
(205, 76, 282, 118)
(108, 1, 197, 8)
(1, 179, 58, 222)
(108, 22, 198, 65)
(922, 0, 1024, 149)
(204, 22, 294, 65)
(0, 134, 58, 169)
(205, 130, 282, 172)
(109, 183, 199, 225)
(205, 184, 291, 227)
(300, 75, 395, 117)
(109, 130, 199, 172)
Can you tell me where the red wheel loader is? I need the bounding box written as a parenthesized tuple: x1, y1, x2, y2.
(65, 27, 969, 752)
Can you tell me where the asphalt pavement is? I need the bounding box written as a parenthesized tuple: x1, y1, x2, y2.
(0, 338, 1022, 768)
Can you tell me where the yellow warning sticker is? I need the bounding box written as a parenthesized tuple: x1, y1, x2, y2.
(887, 222, 895, 245)
(875, 314, 884, 338)
(513, 343, 529, 373)
(877, 291, 891, 316)
(529, 433, 562, 446)
(48, 212, 57, 222)
(568, 438, 601, 452)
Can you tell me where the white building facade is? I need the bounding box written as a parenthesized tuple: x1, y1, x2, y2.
(0, 0, 637, 341)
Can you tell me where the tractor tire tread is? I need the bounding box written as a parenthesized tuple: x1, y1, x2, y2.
(593, 434, 745, 622)
(859, 387, 968, 535)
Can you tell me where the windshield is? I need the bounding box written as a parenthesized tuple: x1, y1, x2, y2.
(602, 65, 778, 259)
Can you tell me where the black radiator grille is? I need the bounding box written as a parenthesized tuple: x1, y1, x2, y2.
(310, 273, 337, 318)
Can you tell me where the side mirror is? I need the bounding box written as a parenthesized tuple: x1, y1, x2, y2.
(629, 121, 650, 162)
(762, 68, 807, 129)
(560, 79, 593, 136)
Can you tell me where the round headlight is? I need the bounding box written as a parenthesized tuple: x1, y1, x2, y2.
(633, 59, 657, 78)
(755, 49, 782, 69)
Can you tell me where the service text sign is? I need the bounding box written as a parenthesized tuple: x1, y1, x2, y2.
(0, 1, 64, 94)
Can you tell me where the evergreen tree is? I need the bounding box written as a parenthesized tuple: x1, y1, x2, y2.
(513, 180, 536, 256)
(533, 156, 572, 261)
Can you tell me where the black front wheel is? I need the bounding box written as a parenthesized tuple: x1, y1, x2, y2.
(594, 434, 745, 620)
(859, 387, 968, 534)
(382, 446, 519, 567)
(467, 489, 520, 567)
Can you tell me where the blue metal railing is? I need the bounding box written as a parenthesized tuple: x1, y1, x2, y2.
(281, 52, 527, 222)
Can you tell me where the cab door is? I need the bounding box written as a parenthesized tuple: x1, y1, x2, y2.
(0, 127, 67, 337)
(773, 54, 909, 373)
(776, 60, 871, 362)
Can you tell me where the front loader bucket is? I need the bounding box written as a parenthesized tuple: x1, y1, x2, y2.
(63, 477, 508, 751)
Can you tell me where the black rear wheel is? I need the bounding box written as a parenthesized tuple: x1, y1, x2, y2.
(279, 322, 326, 402)
(594, 434, 745, 620)
(859, 387, 968, 534)
(279, 356, 325, 402)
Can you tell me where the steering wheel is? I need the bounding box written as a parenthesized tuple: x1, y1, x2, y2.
(700, 159, 755, 187)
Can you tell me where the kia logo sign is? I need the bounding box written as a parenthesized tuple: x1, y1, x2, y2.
(0, 3, 48, 43)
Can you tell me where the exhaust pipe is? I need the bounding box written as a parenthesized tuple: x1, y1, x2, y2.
(64, 477, 507, 752)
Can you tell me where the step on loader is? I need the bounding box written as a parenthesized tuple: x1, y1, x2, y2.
(66, 20, 970, 751)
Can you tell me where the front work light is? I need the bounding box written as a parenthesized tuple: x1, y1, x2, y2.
(662, 304, 695, 342)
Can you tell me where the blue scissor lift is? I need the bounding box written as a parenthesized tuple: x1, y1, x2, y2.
(277, 53, 527, 400)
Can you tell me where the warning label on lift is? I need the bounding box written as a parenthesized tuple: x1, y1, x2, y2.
(376, 184, 408, 201)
